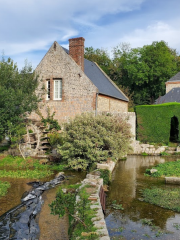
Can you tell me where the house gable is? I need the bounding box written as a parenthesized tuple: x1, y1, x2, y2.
(30, 38, 129, 123)
(31, 41, 98, 122)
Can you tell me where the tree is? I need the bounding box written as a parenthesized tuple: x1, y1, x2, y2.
(84, 47, 112, 76)
(0, 57, 40, 142)
(112, 41, 180, 105)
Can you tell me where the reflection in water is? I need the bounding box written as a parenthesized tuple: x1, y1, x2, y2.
(106, 155, 180, 240)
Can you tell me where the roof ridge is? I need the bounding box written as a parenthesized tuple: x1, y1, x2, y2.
(166, 71, 180, 82)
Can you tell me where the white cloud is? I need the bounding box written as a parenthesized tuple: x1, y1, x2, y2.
(0, 0, 145, 55)
(119, 20, 180, 53)
(0, 0, 180, 69)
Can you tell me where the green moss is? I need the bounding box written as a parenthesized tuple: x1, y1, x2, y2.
(135, 103, 180, 144)
(141, 152, 149, 156)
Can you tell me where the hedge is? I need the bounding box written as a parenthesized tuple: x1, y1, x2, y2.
(135, 103, 180, 144)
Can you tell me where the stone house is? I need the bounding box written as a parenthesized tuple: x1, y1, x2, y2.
(155, 72, 180, 104)
(30, 37, 129, 123)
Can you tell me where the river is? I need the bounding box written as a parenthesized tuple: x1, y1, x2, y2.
(105, 155, 180, 240)
(1, 155, 180, 239)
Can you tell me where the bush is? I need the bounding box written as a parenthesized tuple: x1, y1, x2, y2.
(135, 103, 180, 144)
(48, 132, 64, 147)
(99, 169, 111, 185)
(58, 113, 132, 170)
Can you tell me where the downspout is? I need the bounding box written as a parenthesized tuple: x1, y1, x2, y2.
(95, 93, 99, 116)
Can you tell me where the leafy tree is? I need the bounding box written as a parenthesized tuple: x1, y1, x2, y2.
(84, 47, 112, 75)
(58, 113, 132, 170)
(112, 41, 180, 105)
(0, 57, 40, 142)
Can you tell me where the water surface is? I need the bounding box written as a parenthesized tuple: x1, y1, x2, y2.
(105, 155, 180, 240)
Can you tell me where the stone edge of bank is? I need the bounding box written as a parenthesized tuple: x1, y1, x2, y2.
(76, 161, 116, 240)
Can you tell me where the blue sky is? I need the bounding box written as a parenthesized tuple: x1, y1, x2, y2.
(0, 0, 180, 70)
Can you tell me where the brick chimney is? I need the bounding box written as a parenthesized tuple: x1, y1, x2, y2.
(69, 37, 85, 71)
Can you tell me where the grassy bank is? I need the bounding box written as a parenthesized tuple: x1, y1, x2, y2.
(0, 155, 66, 179)
(141, 187, 180, 212)
(0, 181, 10, 198)
(145, 160, 180, 177)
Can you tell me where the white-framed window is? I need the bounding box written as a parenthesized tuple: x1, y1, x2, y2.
(54, 78, 62, 100)
(46, 80, 50, 100)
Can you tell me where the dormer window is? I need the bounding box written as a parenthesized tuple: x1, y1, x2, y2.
(54, 78, 62, 100)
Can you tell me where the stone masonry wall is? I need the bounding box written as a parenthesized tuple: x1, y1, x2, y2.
(29, 41, 98, 123)
(79, 174, 110, 240)
(97, 95, 128, 113)
(166, 82, 180, 93)
(131, 140, 168, 155)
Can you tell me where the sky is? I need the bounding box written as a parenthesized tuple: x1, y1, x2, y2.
(0, 0, 180, 70)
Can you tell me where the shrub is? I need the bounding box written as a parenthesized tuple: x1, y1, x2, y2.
(99, 169, 111, 185)
(48, 132, 64, 147)
(58, 113, 132, 170)
(135, 103, 180, 144)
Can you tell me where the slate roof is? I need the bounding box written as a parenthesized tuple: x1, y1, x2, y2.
(166, 72, 180, 82)
(155, 88, 180, 104)
(62, 47, 128, 102)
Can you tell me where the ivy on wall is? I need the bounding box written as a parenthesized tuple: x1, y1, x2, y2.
(135, 103, 180, 144)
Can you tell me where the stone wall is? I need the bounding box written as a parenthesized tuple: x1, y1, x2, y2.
(165, 177, 180, 185)
(166, 82, 180, 93)
(79, 174, 110, 240)
(131, 140, 168, 155)
(29, 42, 98, 123)
(97, 95, 128, 113)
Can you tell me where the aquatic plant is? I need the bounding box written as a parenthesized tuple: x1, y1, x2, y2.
(111, 200, 124, 210)
(141, 187, 180, 212)
(0, 181, 10, 197)
(0, 169, 52, 179)
(145, 160, 180, 177)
